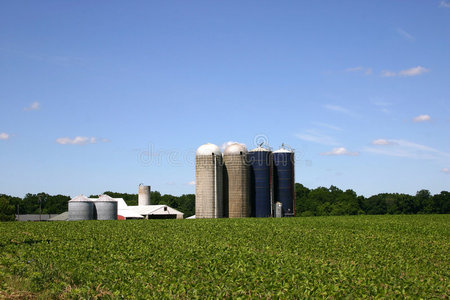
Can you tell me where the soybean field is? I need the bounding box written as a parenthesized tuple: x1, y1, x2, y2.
(1, 215, 449, 298)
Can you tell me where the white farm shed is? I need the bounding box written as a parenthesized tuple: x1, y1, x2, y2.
(116, 198, 184, 220)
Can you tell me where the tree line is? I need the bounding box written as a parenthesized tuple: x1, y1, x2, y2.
(0, 184, 448, 221)
(295, 184, 449, 216)
(0, 191, 195, 221)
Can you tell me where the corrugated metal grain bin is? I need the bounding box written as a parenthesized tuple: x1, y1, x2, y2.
(95, 195, 118, 220)
(224, 143, 251, 218)
(273, 145, 295, 217)
(68, 195, 95, 221)
(195, 143, 223, 218)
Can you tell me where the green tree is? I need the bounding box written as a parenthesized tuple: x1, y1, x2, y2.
(0, 196, 16, 221)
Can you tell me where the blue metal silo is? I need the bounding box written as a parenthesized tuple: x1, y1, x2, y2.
(248, 145, 272, 217)
(273, 144, 295, 217)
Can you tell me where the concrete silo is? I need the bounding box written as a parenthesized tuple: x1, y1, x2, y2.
(273, 144, 295, 217)
(248, 145, 272, 217)
(195, 143, 223, 218)
(68, 195, 95, 221)
(224, 143, 251, 218)
(138, 184, 151, 206)
(94, 195, 118, 220)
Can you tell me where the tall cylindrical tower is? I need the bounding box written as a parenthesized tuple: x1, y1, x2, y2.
(248, 145, 272, 217)
(224, 143, 251, 218)
(138, 184, 151, 206)
(195, 143, 223, 218)
(273, 144, 295, 216)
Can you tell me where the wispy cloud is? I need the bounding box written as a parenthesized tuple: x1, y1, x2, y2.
(0, 132, 10, 140)
(365, 139, 450, 160)
(440, 1, 450, 8)
(373, 101, 393, 114)
(413, 114, 431, 122)
(381, 66, 430, 77)
(295, 129, 338, 146)
(323, 104, 349, 114)
(312, 122, 343, 131)
(441, 168, 449, 174)
(24, 101, 40, 111)
(345, 66, 372, 75)
(321, 147, 359, 156)
(372, 139, 397, 145)
(396, 28, 415, 41)
(323, 104, 359, 117)
(56, 136, 109, 145)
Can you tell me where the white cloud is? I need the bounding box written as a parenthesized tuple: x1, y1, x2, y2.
(364, 139, 450, 160)
(221, 141, 246, 151)
(382, 66, 430, 77)
(24, 101, 40, 111)
(187, 181, 196, 185)
(56, 136, 107, 145)
(345, 66, 372, 75)
(295, 129, 338, 146)
(440, 1, 450, 8)
(381, 70, 396, 77)
(321, 147, 360, 156)
(372, 139, 397, 145)
(396, 28, 414, 41)
(0, 132, 10, 140)
(441, 168, 449, 174)
(413, 114, 431, 122)
(398, 66, 429, 76)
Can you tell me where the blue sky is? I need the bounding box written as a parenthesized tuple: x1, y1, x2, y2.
(1, 1, 449, 198)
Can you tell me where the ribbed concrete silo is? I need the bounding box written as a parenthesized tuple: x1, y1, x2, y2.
(138, 184, 151, 206)
(68, 195, 95, 221)
(224, 143, 251, 218)
(248, 145, 272, 217)
(94, 195, 118, 220)
(273, 144, 295, 216)
(195, 143, 223, 218)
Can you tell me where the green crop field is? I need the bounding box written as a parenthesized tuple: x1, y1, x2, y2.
(1, 215, 449, 299)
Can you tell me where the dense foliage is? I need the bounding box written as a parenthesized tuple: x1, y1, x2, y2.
(1, 184, 448, 221)
(0, 215, 448, 298)
(294, 184, 449, 216)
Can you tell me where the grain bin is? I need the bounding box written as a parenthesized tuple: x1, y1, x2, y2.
(248, 145, 272, 217)
(68, 195, 95, 221)
(273, 144, 295, 217)
(94, 195, 118, 220)
(195, 143, 223, 218)
(138, 184, 151, 206)
(224, 143, 251, 218)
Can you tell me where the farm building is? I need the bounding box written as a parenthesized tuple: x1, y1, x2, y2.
(55, 194, 184, 221)
(16, 214, 59, 221)
(116, 197, 184, 220)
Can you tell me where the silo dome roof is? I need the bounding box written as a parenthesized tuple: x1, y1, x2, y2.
(250, 146, 270, 152)
(196, 143, 221, 156)
(96, 194, 117, 202)
(224, 143, 248, 155)
(69, 195, 91, 202)
(273, 145, 294, 153)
